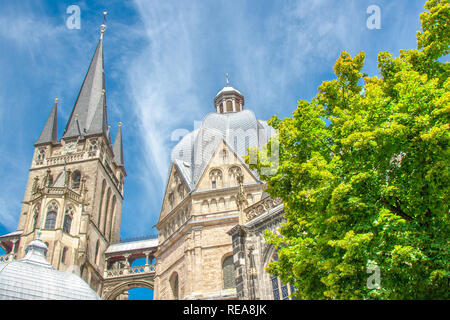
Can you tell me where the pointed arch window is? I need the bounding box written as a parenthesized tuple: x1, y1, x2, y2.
(44, 202, 58, 229)
(228, 166, 242, 186)
(89, 139, 98, 152)
(222, 255, 236, 289)
(210, 169, 222, 189)
(37, 148, 46, 161)
(72, 171, 81, 189)
(98, 180, 106, 227)
(102, 188, 111, 233)
(107, 196, 116, 241)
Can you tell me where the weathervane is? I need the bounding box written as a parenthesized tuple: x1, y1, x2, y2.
(100, 11, 107, 38)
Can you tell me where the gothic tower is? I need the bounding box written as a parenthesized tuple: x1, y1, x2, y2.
(12, 29, 126, 295)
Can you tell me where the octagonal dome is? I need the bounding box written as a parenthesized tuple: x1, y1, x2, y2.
(170, 109, 276, 190)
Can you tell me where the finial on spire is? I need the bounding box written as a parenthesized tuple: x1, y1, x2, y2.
(55, 98, 59, 103)
(118, 121, 122, 127)
(100, 11, 107, 38)
(226, 73, 229, 86)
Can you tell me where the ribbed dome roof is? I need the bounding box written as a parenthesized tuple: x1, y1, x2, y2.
(170, 109, 276, 190)
(0, 239, 100, 300)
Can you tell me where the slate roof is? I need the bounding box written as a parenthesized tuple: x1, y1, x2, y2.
(113, 124, 124, 167)
(170, 109, 276, 191)
(105, 238, 158, 255)
(63, 38, 108, 139)
(35, 101, 58, 146)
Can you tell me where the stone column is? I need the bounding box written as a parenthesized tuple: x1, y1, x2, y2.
(144, 252, 150, 271)
(104, 258, 109, 277)
(232, 98, 236, 112)
(10, 239, 18, 260)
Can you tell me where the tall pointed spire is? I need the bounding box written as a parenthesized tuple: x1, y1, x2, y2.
(63, 28, 107, 140)
(35, 99, 58, 146)
(113, 122, 124, 167)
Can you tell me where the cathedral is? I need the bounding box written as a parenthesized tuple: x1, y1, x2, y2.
(0, 26, 293, 300)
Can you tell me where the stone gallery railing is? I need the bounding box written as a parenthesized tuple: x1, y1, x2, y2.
(244, 196, 282, 222)
(104, 264, 156, 279)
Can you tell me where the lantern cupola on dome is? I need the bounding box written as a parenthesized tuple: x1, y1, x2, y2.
(214, 73, 244, 114)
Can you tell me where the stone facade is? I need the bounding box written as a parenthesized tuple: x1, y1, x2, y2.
(228, 196, 295, 300)
(155, 139, 266, 300)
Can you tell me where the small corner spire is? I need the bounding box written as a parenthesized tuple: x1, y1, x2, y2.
(35, 99, 59, 146)
(113, 122, 124, 167)
(226, 73, 229, 87)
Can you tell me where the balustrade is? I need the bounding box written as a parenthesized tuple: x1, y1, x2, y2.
(103, 263, 155, 279)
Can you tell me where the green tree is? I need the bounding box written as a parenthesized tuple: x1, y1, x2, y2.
(248, 0, 449, 299)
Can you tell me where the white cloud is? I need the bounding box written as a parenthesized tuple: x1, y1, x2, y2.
(122, 0, 206, 229)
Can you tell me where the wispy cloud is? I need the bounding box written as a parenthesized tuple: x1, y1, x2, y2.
(121, 0, 206, 232)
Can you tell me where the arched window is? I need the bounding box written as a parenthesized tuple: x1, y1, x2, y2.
(89, 139, 98, 152)
(36, 148, 45, 161)
(202, 200, 209, 213)
(45, 212, 57, 229)
(97, 180, 106, 226)
(107, 196, 116, 241)
(209, 169, 222, 189)
(44, 201, 58, 229)
(222, 255, 235, 289)
(102, 188, 111, 233)
(170, 273, 179, 300)
(72, 171, 81, 189)
(228, 166, 242, 186)
(226, 100, 233, 112)
(61, 247, 68, 264)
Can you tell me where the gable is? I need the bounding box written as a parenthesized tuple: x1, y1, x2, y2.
(195, 139, 259, 191)
(158, 163, 189, 223)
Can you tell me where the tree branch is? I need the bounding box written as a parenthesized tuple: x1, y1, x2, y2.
(381, 198, 413, 221)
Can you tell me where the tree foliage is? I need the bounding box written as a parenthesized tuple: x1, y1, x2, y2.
(248, 0, 449, 299)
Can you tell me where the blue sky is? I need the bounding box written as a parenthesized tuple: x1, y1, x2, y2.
(0, 0, 428, 299)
